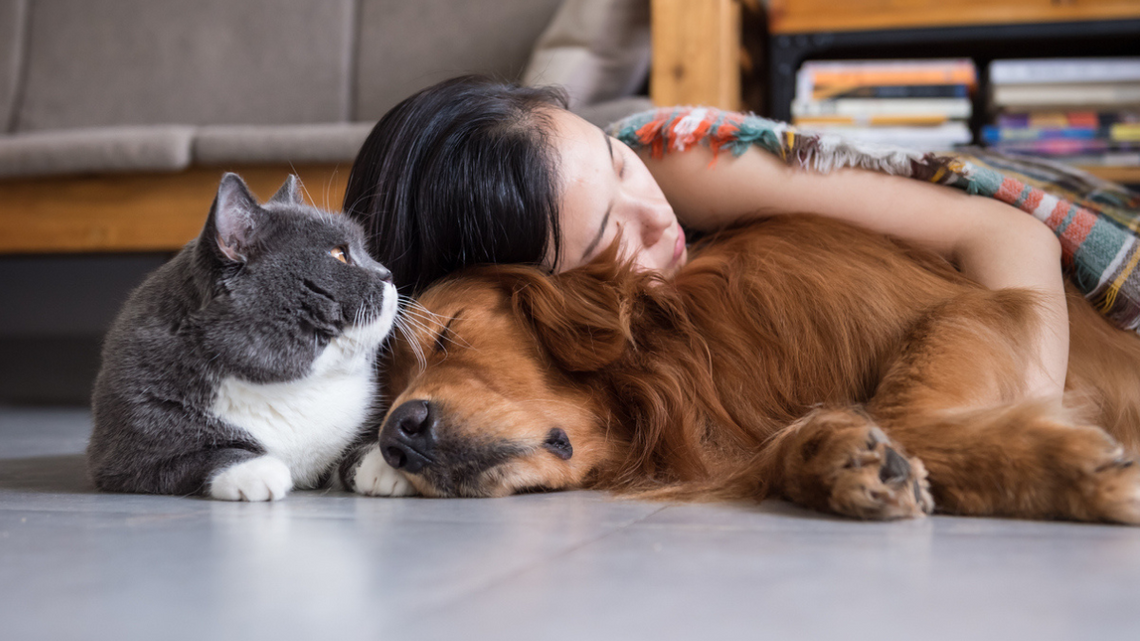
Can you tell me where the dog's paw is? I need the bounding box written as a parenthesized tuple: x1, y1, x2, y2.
(780, 409, 932, 520)
(353, 445, 417, 497)
(209, 455, 293, 501)
(1064, 429, 1140, 525)
(826, 425, 933, 520)
(1087, 452, 1140, 525)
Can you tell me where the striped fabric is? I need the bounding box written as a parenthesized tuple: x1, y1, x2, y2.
(609, 107, 1140, 334)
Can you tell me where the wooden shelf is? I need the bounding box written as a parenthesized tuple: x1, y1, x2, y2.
(0, 164, 350, 254)
(769, 0, 1140, 35)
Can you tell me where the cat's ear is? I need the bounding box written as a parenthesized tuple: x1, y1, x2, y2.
(208, 173, 261, 263)
(268, 174, 303, 206)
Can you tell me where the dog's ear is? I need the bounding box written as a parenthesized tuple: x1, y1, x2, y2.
(511, 265, 633, 372)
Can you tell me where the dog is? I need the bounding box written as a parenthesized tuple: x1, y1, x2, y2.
(368, 216, 1140, 522)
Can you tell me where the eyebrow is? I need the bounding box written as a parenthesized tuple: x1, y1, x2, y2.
(581, 131, 617, 261)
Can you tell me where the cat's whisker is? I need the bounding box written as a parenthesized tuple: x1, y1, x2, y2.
(325, 167, 341, 212)
(288, 162, 315, 206)
(398, 302, 448, 331)
(342, 183, 387, 219)
(398, 299, 449, 328)
(394, 317, 426, 373)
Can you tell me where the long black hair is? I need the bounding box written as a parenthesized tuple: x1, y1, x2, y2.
(344, 75, 568, 295)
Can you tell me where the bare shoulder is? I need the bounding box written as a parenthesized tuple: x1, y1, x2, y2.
(640, 144, 824, 231)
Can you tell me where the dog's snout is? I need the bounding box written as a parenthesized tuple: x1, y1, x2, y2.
(394, 399, 430, 436)
(380, 400, 436, 473)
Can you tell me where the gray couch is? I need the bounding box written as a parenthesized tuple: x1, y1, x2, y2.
(0, 0, 653, 402)
(0, 0, 651, 180)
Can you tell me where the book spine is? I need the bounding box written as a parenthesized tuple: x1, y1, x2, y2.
(794, 98, 972, 119)
(794, 114, 952, 127)
(808, 68, 978, 88)
(990, 58, 1140, 85)
(819, 84, 969, 100)
(992, 84, 1140, 107)
(982, 126, 1102, 144)
(989, 139, 1115, 154)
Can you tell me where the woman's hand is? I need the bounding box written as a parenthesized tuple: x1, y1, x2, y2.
(641, 145, 1069, 401)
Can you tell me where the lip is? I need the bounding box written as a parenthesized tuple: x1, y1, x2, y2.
(671, 223, 686, 265)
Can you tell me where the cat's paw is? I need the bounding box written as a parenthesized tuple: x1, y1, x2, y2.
(209, 455, 293, 501)
(354, 446, 417, 497)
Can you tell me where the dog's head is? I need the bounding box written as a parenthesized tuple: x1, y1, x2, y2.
(378, 258, 647, 497)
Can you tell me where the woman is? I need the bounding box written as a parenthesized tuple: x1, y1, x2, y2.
(344, 75, 1067, 401)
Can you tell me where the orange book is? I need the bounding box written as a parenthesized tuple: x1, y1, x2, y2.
(805, 60, 978, 90)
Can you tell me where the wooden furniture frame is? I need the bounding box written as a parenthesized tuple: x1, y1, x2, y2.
(1, 165, 351, 254)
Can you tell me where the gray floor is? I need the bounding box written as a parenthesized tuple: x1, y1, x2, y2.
(2, 407, 1140, 641)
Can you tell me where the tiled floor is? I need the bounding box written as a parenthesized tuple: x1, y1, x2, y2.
(2, 406, 1139, 641)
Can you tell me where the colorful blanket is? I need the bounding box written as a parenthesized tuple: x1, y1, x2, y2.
(609, 107, 1140, 334)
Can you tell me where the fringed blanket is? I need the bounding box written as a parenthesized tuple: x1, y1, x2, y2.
(609, 107, 1140, 334)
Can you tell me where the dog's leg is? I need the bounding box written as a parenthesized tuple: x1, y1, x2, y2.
(762, 407, 934, 520)
(868, 290, 1140, 524)
(875, 404, 1140, 523)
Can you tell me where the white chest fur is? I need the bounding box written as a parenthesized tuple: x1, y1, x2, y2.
(211, 328, 380, 488)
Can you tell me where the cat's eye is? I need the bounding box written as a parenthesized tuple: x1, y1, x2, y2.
(329, 246, 349, 264)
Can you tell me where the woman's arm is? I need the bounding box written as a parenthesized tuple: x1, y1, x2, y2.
(642, 144, 1068, 400)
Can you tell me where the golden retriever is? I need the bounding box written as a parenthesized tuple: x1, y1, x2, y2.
(370, 216, 1140, 522)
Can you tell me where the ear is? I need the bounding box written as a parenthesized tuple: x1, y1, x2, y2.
(206, 173, 261, 262)
(268, 174, 303, 206)
(511, 268, 632, 372)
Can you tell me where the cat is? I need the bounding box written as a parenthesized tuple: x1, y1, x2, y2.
(88, 172, 414, 501)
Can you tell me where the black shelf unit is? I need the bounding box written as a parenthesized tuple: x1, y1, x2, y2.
(767, 17, 1140, 135)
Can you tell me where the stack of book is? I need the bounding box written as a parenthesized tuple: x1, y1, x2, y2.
(983, 58, 1140, 167)
(791, 59, 976, 151)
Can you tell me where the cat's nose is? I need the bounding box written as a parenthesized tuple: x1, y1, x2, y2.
(380, 400, 435, 473)
(374, 264, 393, 283)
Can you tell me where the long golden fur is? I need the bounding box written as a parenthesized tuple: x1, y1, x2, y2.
(377, 216, 1140, 522)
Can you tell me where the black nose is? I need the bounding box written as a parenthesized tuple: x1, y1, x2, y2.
(375, 264, 393, 283)
(380, 400, 435, 473)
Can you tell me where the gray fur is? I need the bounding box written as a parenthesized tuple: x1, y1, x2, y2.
(88, 173, 393, 496)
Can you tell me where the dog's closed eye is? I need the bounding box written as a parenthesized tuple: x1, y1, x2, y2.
(543, 427, 573, 460)
(433, 312, 463, 355)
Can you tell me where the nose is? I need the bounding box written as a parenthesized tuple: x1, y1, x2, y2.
(380, 400, 436, 473)
(374, 263, 393, 283)
(638, 202, 673, 249)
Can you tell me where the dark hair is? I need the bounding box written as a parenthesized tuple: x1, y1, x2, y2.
(343, 75, 569, 295)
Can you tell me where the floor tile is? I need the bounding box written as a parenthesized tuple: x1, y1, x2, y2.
(4, 406, 1140, 641)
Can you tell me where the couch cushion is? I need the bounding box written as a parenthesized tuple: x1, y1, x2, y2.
(14, 0, 353, 132)
(0, 126, 193, 178)
(194, 123, 375, 166)
(0, 0, 27, 132)
(574, 96, 654, 129)
(523, 0, 651, 110)
(353, 0, 563, 122)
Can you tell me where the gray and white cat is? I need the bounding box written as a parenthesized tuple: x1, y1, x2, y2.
(88, 173, 414, 501)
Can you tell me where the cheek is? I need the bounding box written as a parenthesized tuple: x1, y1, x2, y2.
(629, 243, 666, 273)
(633, 253, 656, 272)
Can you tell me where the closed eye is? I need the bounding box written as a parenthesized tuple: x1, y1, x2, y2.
(432, 312, 463, 355)
(613, 138, 626, 178)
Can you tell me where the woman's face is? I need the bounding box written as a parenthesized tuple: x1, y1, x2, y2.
(546, 109, 686, 276)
